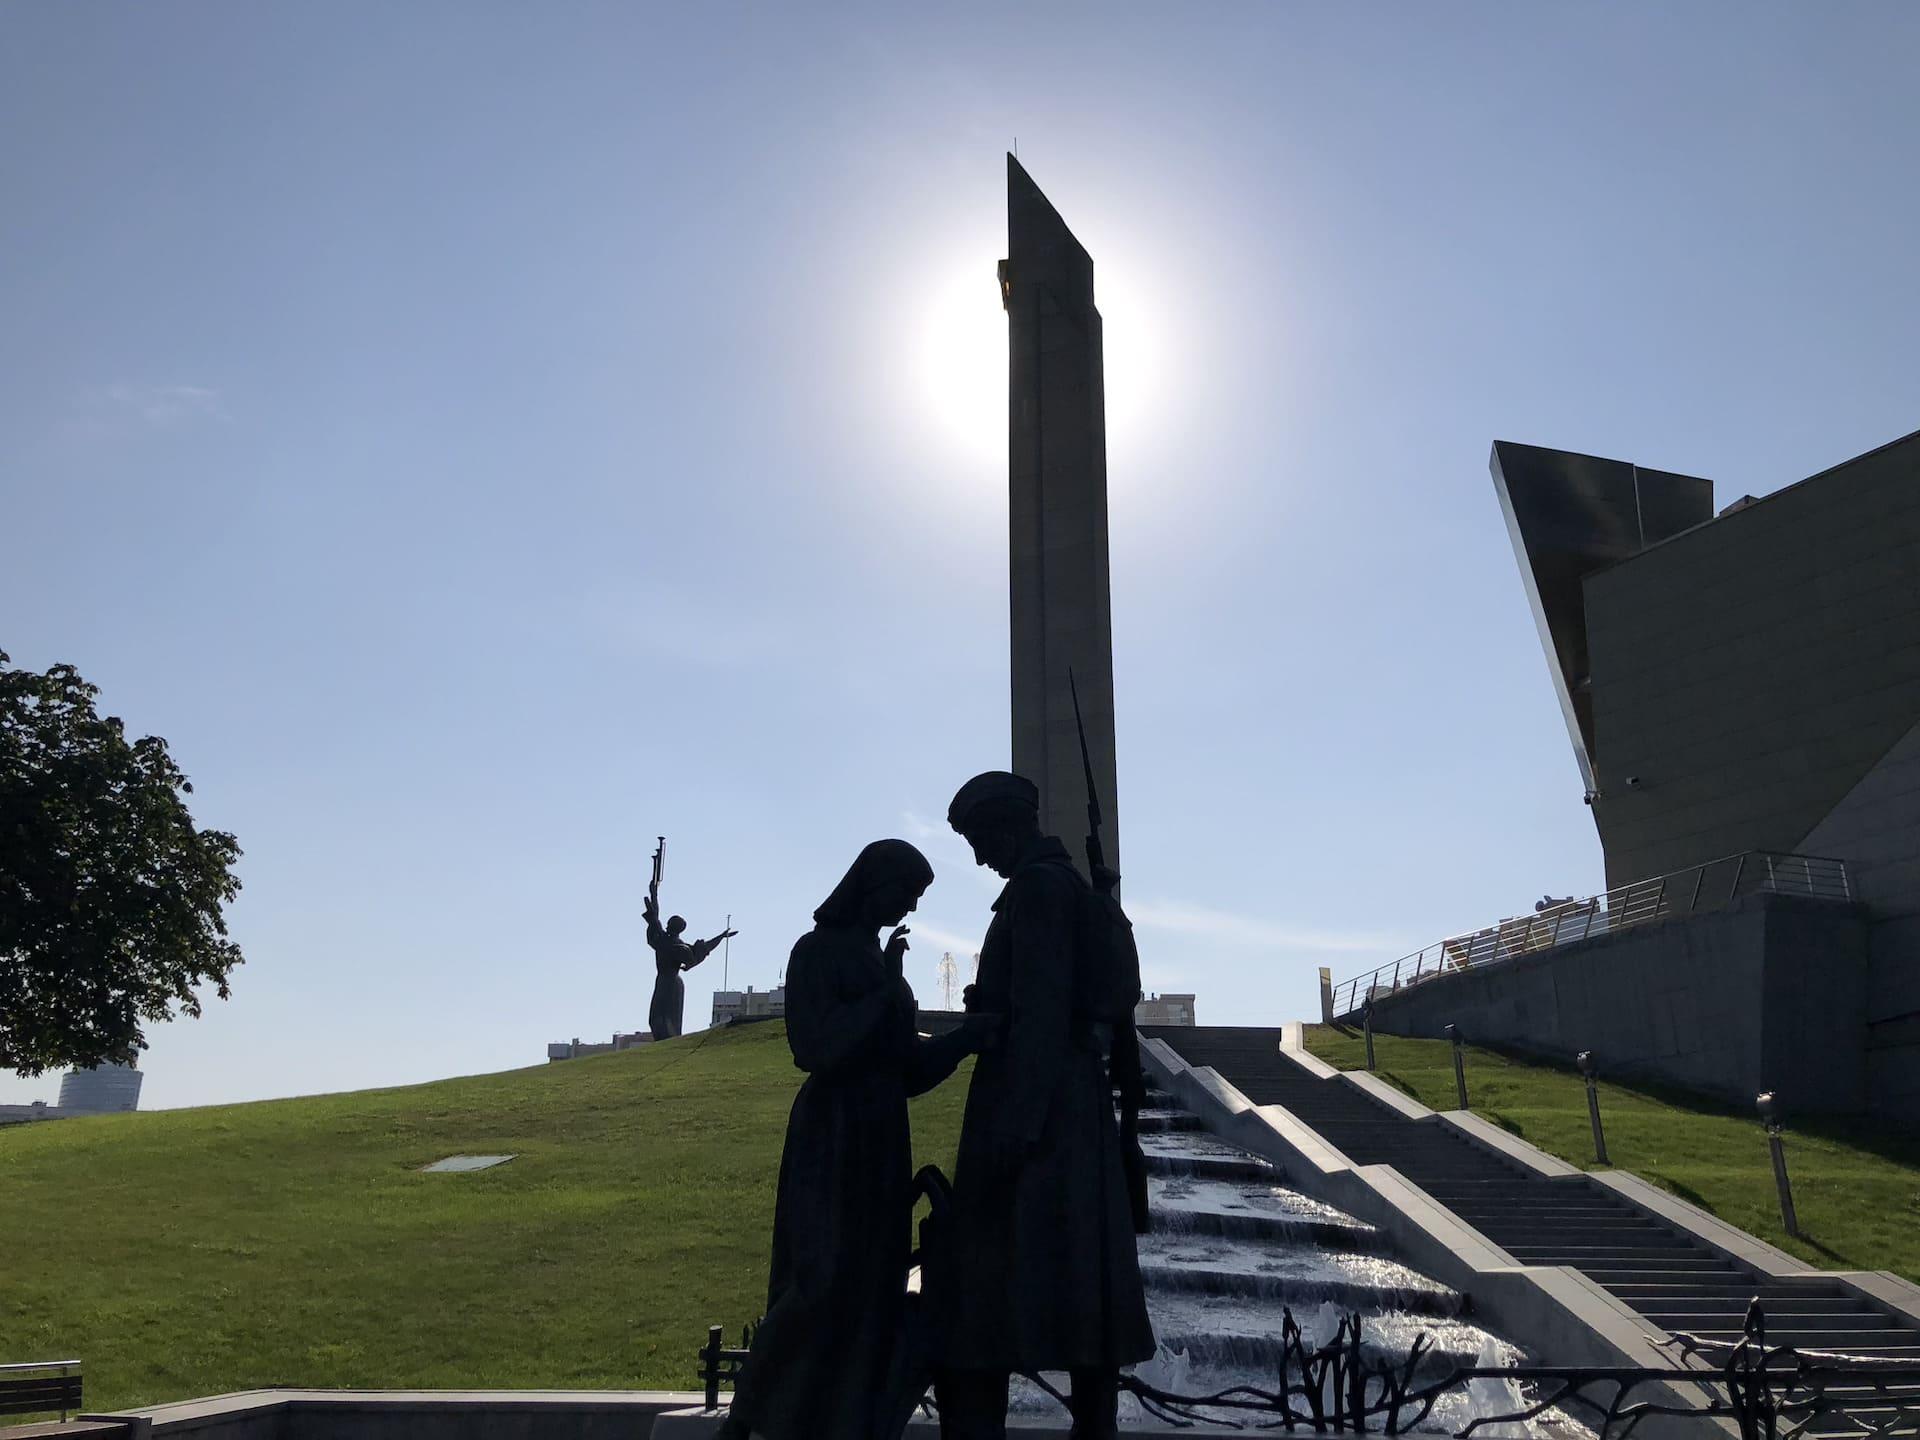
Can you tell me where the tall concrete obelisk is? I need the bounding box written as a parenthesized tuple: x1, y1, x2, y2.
(1002, 154, 1119, 881)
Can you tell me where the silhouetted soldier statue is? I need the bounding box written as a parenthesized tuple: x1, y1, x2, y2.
(644, 838, 735, 1042)
(936, 771, 1153, 1440)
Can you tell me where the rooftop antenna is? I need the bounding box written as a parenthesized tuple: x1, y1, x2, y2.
(722, 913, 731, 991)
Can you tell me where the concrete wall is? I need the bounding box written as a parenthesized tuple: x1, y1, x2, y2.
(106, 1390, 701, 1440)
(1800, 715, 1920, 1113)
(1366, 892, 1873, 1114)
(1582, 429, 1920, 890)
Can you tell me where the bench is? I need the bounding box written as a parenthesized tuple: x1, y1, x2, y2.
(0, 1362, 83, 1424)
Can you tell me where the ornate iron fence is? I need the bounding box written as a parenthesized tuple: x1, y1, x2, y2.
(696, 1300, 1920, 1436)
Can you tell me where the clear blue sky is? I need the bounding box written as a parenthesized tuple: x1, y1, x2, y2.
(4, 4, 1917, 1109)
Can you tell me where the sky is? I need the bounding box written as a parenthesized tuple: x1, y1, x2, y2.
(4, 3, 1918, 1110)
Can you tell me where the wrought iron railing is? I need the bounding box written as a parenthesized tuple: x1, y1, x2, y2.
(696, 1300, 1920, 1436)
(1331, 850, 1851, 1019)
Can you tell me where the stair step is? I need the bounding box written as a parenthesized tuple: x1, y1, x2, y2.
(1143, 1151, 1279, 1184)
(1635, 1305, 1889, 1328)
(1136, 1260, 1462, 1316)
(1611, 1282, 1862, 1298)
(1133, 1110, 1204, 1134)
(1573, 1269, 1753, 1284)
(1673, 1326, 1909, 1347)
(1149, 1204, 1383, 1249)
(1442, 1196, 1630, 1209)
(1506, 1246, 1728, 1260)
(1469, 1219, 1674, 1234)
(1639, 1298, 1882, 1316)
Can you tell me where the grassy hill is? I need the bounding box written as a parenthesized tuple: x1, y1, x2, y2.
(1305, 1025, 1920, 1282)
(0, 1023, 970, 1411)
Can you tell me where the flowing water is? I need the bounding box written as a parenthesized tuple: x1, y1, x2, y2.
(1004, 1092, 1537, 1432)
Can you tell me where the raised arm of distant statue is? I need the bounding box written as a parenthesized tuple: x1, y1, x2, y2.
(645, 837, 666, 943)
(684, 927, 738, 971)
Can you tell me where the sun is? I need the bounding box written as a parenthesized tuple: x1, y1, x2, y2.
(912, 258, 1009, 471)
(909, 245, 1173, 482)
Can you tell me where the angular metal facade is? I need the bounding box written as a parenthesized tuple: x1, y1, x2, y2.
(1489, 440, 1713, 793)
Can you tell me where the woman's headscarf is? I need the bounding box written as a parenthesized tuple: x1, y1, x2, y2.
(812, 839, 934, 927)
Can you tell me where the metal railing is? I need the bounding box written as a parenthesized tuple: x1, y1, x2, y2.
(698, 1302, 1920, 1436)
(1330, 851, 1851, 1020)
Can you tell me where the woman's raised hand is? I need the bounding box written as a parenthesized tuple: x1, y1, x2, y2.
(883, 925, 911, 974)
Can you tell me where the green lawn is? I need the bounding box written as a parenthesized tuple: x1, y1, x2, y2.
(1304, 1024, 1920, 1283)
(0, 1022, 970, 1411)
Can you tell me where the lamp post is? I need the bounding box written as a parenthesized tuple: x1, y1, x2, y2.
(1362, 1001, 1376, 1072)
(1445, 1024, 1468, 1110)
(1757, 1091, 1800, 1238)
(1578, 1050, 1610, 1166)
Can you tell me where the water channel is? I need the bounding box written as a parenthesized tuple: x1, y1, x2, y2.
(1006, 1089, 1536, 1431)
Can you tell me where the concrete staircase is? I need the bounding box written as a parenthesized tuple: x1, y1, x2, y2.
(1142, 1025, 1920, 1429)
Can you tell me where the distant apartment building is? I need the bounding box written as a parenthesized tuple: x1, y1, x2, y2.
(57, 1061, 143, 1113)
(545, 1031, 652, 1062)
(1135, 993, 1197, 1027)
(711, 986, 786, 1027)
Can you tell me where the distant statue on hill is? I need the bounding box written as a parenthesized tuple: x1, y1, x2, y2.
(644, 837, 735, 1042)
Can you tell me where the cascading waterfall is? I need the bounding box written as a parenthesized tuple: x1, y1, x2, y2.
(1006, 1091, 1537, 1432)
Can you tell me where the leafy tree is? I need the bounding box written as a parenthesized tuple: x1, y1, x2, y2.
(1, 650, 243, 1076)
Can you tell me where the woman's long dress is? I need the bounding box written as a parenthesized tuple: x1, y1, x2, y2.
(724, 925, 973, 1440)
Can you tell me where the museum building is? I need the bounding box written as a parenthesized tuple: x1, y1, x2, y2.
(1353, 427, 1920, 1126)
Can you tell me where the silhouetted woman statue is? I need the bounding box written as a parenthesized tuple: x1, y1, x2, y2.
(719, 839, 998, 1440)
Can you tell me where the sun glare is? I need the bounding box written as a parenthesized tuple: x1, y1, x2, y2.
(909, 247, 1176, 486)
(913, 260, 1008, 470)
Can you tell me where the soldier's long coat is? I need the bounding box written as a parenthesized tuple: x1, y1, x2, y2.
(943, 835, 1155, 1372)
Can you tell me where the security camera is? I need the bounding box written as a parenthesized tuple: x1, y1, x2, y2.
(1625, 776, 1642, 788)
(1582, 791, 1598, 806)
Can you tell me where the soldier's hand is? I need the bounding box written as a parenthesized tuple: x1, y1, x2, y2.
(962, 1011, 1005, 1054)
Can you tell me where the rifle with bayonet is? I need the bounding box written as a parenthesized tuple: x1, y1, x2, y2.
(645, 836, 665, 930)
(1069, 669, 1151, 1235)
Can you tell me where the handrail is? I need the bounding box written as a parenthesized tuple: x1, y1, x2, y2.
(0, 1361, 82, 1373)
(1330, 851, 1850, 1020)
